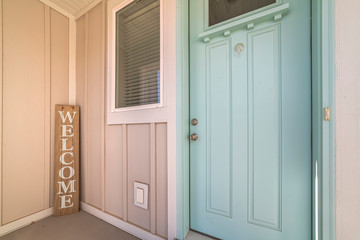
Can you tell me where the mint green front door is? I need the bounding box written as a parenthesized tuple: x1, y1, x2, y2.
(189, 1, 311, 239)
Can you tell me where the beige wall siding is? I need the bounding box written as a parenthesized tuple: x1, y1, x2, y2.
(103, 123, 168, 238)
(0, 0, 169, 233)
(127, 124, 151, 230)
(335, 0, 360, 239)
(76, 15, 87, 203)
(76, 1, 168, 237)
(50, 9, 70, 207)
(2, 0, 46, 224)
(76, 3, 104, 209)
(155, 123, 168, 238)
(105, 125, 123, 218)
(86, 3, 103, 209)
(1, 0, 69, 224)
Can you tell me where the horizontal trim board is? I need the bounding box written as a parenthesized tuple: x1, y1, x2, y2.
(81, 203, 164, 240)
(0, 208, 54, 237)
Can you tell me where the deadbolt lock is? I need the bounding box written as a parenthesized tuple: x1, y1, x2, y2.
(191, 118, 198, 126)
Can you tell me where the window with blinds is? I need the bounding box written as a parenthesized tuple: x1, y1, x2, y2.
(115, 0, 160, 109)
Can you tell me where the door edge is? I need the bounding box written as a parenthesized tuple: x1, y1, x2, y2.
(312, 0, 336, 239)
(176, 0, 190, 239)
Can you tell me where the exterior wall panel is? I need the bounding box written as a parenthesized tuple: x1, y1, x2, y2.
(335, 0, 360, 239)
(86, 3, 103, 209)
(156, 123, 168, 238)
(76, 2, 168, 238)
(50, 9, 70, 207)
(1, 0, 69, 224)
(104, 125, 123, 218)
(127, 124, 151, 230)
(76, 15, 87, 203)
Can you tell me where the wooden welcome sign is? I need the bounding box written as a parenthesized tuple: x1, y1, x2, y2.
(54, 105, 79, 216)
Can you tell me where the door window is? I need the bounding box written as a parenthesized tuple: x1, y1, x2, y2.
(209, 0, 276, 26)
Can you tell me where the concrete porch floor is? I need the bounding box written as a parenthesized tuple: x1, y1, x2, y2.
(0, 211, 140, 240)
(185, 231, 217, 240)
(0, 210, 217, 240)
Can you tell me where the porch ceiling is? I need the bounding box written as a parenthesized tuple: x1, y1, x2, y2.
(40, 0, 102, 20)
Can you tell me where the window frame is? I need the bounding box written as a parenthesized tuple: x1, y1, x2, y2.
(108, 0, 164, 118)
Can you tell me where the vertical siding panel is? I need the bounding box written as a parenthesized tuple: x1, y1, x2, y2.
(105, 125, 123, 218)
(150, 123, 156, 234)
(122, 124, 128, 221)
(2, 0, 46, 224)
(68, 22, 76, 105)
(49, 9, 69, 207)
(84, 13, 89, 204)
(156, 123, 168, 237)
(76, 14, 87, 203)
(100, 0, 106, 212)
(0, 0, 3, 226)
(44, 5, 51, 210)
(86, 3, 102, 208)
(127, 124, 151, 231)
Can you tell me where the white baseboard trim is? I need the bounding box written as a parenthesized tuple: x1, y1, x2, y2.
(0, 207, 54, 237)
(80, 202, 164, 240)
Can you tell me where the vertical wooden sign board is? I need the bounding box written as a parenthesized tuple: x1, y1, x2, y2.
(54, 105, 80, 216)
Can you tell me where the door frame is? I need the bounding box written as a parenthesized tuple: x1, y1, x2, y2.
(175, 0, 336, 239)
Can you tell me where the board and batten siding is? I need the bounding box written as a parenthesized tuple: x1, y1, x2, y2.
(1, 0, 69, 225)
(76, 2, 168, 238)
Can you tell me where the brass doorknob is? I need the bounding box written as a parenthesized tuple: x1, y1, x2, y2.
(190, 133, 198, 141)
(191, 118, 198, 126)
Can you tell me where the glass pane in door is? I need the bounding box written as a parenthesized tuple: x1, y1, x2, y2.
(209, 0, 275, 26)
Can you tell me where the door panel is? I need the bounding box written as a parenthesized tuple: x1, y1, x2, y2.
(206, 40, 232, 217)
(190, 0, 311, 239)
(247, 25, 281, 231)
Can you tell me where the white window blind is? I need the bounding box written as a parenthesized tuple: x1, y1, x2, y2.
(115, 0, 160, 109)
